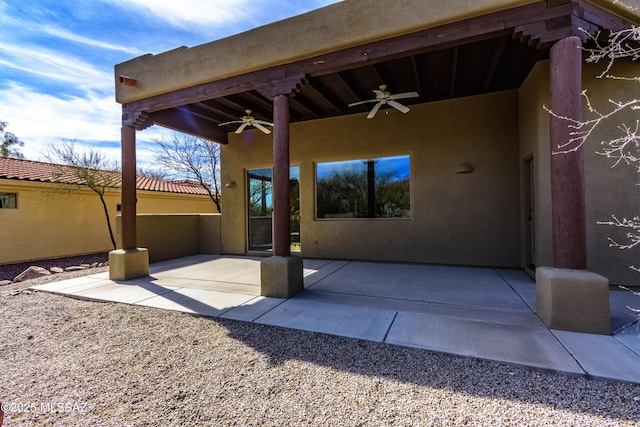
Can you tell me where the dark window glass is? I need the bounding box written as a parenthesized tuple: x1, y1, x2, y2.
(0, 192, 17, 209)
(316, 155, 410, 219)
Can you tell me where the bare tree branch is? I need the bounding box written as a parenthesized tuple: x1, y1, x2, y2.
(151, 133, 222, 212)
(45, 140, 120, 249)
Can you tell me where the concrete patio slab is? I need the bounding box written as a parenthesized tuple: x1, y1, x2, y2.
(221, 296, 287, 322)
(148, 254, 225, 273)
(150, 276, 259, 295)
(552, 330, 640, 383)
(303, 259, 350, 287)
(615, 325, 640, 357)
(308, 262, 531, 311)
(296, 290, 537, 326)
(385, 311, 584, 374)
(137, 288, 256, 317)
(498, 269, 537, 311)
(31, 276, 112, 293)
(152, 256, 262, 285)
(255, 298, 396, 342)
(72, 282, 178, 304)
(610, 288, 640, 333)
(29, 255, 640, 384)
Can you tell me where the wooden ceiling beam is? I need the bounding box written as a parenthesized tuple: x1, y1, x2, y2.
(308, 79, 347, 114)
(410, 56, 425, 103)
(122, 0, 632, 127)
(483, 36, 509, 92)
(449, 46, 459, 98)
(148, 110, 228, 144)
(196, 100, 242, 121)
(290, 92, 323, 119)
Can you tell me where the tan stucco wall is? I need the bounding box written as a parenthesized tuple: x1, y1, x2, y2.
(583, 59, 640, 286)
(519, 61, 553, 269)
(221, 90, 522, 267)
(115, 214, 221, 263)
(0, 181, 217, 264)
(518, 58, 640, 285)
(115, 0, 539, 103)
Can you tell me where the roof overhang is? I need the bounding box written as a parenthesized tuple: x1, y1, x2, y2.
(115, 0, 639, 144)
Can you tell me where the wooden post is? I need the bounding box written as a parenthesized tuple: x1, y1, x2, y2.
(549, 36, 586, 269)
(272, 94, 291, 257)
(121, 125, 137, 249)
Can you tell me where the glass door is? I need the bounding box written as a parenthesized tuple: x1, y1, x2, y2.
(247, 167, 300, 253)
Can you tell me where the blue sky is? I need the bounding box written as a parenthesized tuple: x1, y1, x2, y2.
(0, 0, 341, 165)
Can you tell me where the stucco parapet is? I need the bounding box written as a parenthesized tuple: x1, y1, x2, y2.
(115, 0, 539, 103)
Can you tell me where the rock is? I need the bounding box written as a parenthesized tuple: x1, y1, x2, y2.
(50, 267, 64, 274)
(0, 280, 13, 286)
(80, 264, 91, 268)
(13, 266, 51, 283)
(65, 266, 87, 272)
(90, 262, 98, 268)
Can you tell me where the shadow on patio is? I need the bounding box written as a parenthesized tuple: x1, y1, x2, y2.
(31, 254, 640, 385)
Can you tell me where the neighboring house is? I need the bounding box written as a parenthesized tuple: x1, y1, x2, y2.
(0, 157, 217, 264)
(113, 0, 640, 287)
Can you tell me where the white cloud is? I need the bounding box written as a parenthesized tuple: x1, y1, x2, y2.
(0, 42, 113, 91)
(110, 0, 251, 30)
(41, 26, 145, 55)
(0, 82, 120, 158)
(0, 82, 176, 166)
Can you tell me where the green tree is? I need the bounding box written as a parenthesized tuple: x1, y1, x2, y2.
(45, 140, 120, 250)
(0, 120, 24, 159)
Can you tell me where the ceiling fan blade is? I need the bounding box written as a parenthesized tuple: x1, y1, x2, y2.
(373, 89, 386, 97)
(253, 122, 272, 134)
(367, 102, 382, 119)
(390, 91, 419, 100)
(235, 123, 249, 134)
(388, 100, 410, 114)
(348, 99, 377, 107)
(218, 120, 242, 127)
(253, 120, 274, 126)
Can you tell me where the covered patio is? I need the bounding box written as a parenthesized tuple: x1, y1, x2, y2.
(111, 0, 640, 285)
(33, 255, 640, 383)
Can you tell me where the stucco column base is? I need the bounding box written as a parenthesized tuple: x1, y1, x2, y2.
(260, 256, 303, 298)
(536, 267, 610, 335)
(108, 248, 150, 281)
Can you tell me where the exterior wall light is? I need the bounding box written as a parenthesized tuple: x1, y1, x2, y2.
(226, 180, 237, 188)
(456, 163, 474, 174)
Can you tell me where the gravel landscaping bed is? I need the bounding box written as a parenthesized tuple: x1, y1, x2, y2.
(0, 253, 109, 282)
(1, 273, 639, 426)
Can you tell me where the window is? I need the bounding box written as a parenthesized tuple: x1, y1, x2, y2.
(316, 155, 410, 219)
(0, 192, 17, 209)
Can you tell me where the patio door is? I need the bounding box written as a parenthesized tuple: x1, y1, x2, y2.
(523, 156, 535, 271)
(247, 166, 300, 253)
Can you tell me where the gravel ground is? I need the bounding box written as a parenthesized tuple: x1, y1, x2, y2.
(1, 272, 639, 426)
(0, 253, 109, 282)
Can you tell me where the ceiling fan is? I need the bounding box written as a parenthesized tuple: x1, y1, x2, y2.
(348, 84, 419, 119)
(218, 109, 274, 134)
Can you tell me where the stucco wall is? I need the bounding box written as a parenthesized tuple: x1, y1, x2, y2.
(0, 181, 217, 264)
(221, 90, 522, 267)
(115, 214, 221, 263)
(518, 61, 553, 269)
(518, 59, 640, 286)
(583, 59, 640, 286)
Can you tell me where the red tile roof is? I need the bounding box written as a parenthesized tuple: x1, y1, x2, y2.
(0, 157, 211, 195)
